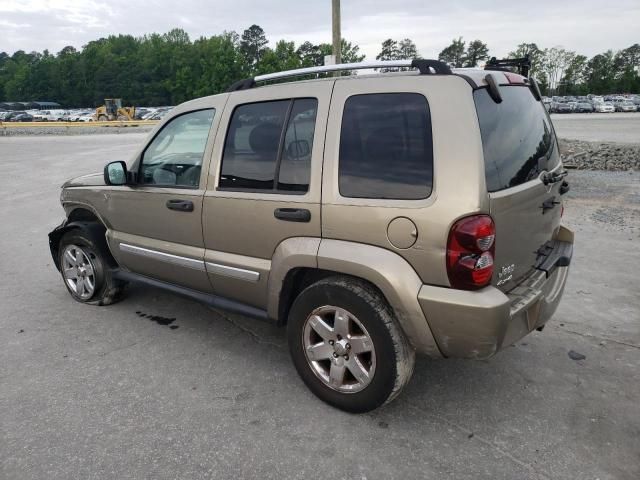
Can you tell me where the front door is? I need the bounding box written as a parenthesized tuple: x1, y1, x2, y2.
(106, 104, 223, 292)
(202, 81, 332, 309)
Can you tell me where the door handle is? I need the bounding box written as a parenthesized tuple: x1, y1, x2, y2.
(274, 208, 311, 223)
(166, 199, 194, 212)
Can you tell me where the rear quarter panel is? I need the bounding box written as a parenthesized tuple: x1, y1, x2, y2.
(322, 75, 488, 286)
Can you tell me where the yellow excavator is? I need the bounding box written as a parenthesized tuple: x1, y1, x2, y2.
(95, 98, 135, 121)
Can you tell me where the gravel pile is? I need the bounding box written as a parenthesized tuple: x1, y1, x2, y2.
(559, 139, 640, 171)
(0, 125, 155, 136)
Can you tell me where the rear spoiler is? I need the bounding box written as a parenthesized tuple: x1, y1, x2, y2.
(483, 55, 541, 104)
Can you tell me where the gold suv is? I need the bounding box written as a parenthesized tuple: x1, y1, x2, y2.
(49, 59, 573, 412)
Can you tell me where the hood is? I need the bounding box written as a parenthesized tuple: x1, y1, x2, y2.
(62, 172, 105, 188)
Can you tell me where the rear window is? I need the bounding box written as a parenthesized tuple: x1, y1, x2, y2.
(339, 93, 433, 200)
(474, 86, 560, 192)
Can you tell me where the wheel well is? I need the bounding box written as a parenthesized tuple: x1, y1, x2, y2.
(68, 208, 100, 223)
(50, 209, 118, 270)
(277, 268, 386, 326)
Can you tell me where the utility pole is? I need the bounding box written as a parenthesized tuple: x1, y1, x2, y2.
(332, 0, 341, 65)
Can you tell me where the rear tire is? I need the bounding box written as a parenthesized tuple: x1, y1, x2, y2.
(287, 276, 415, 413)
(58, 230, 124, 306)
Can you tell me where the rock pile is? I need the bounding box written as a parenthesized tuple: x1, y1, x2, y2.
(559, 139, 640, 171)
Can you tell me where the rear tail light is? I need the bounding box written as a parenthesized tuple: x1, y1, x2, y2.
(447, 215, 496, 290)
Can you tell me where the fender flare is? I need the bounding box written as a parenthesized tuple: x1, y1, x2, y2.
(268, 237, 442, 357)
(48, 220, 118, 271)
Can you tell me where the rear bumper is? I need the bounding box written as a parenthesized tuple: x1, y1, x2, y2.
(419, 228, 573, 359)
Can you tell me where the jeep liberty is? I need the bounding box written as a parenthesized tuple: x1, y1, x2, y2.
(49, 59, 573, 412)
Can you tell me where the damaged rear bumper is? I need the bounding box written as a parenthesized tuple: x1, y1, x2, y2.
(418, 227, 574, 359)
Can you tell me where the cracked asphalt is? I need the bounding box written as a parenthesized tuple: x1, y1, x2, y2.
(1, 133, 639, 480)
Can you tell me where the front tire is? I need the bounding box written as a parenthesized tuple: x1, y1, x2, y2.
(287, 276, 415, 413)
(58, 230, 124, 305)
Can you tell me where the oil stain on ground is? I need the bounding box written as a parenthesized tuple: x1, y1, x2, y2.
(136, 311, 179, 329)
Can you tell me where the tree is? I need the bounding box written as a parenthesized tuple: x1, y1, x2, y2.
(464, 40, 489, 67)
(1, 30, 638, 107)
(376, 39, 399, 61)
(584, 51, 616, 94)
(562, 54, 588, 94)
(398, 39, 419, 60)
(438, 37, 465, 67)
(540, 47, 576, 95)
(240, 24, 268, 69)
(296, 41, 323, 67)
(613, 44, 640, 92)
(257, 40, 302, 75)
(318, 39, 365, 64)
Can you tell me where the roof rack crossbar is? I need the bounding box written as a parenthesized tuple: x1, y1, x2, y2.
(253, 58, 450, 83)
(484, 55, 531, 77)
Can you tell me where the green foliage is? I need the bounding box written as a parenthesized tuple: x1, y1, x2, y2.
(464, 40, 489, 67)
(438, 37, 466, 67)
(0, 27, 637, 106)
(376, 38, 420, 61)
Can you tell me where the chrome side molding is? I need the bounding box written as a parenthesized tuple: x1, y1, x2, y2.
(119, 243, 261, 282)
(205, 262, 260, 282)
(119, 243, 205, 271)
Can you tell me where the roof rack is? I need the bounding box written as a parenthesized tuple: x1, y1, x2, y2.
(226, 59, 452, 92)
(485, 55, 531, 77)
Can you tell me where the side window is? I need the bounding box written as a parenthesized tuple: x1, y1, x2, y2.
(339, 93, 433, 200)
(140, 109, 215, 187)
(219, 98, 318, 193)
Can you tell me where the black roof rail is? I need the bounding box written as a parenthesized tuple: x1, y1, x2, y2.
(226, 78, 255, 92)
(411, 59, 452, 75)
(485, 55, 531, 77)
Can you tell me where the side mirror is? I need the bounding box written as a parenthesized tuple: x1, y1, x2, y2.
(104, 161, 128, 185)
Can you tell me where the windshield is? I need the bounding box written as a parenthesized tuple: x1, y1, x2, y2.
(474, 85, 560, 192)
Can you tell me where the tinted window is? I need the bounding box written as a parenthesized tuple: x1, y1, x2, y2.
(339, 93, 433, 200)
(219, 99, 317, 193)
(474, 86, 559, 192)
(278, 99, 317, 192)
(140, 109, 215, 187)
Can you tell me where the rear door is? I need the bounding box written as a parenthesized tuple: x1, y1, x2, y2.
(474, 81, 564, 292)
(202, 81, 332, 309)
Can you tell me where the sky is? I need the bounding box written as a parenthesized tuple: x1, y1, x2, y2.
(1, 0, 639, 59)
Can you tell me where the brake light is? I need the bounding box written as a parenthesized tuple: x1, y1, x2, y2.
(504, 72, 526, 84)
(447, 215, 496, 290)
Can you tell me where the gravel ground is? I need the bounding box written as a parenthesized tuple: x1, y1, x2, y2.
(0, 134, 639, 480)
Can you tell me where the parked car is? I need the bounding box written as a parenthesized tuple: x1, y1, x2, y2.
(616, 101, 637, 112)
(567, 101, 579, 111)
(595, 102, 615, 113)
(134, 108, 152, 120)
(553, 102, 572, 113)
(4, 111, 34, 122)
(576, 102, 594, 113)
(48, 60, 573, 412)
